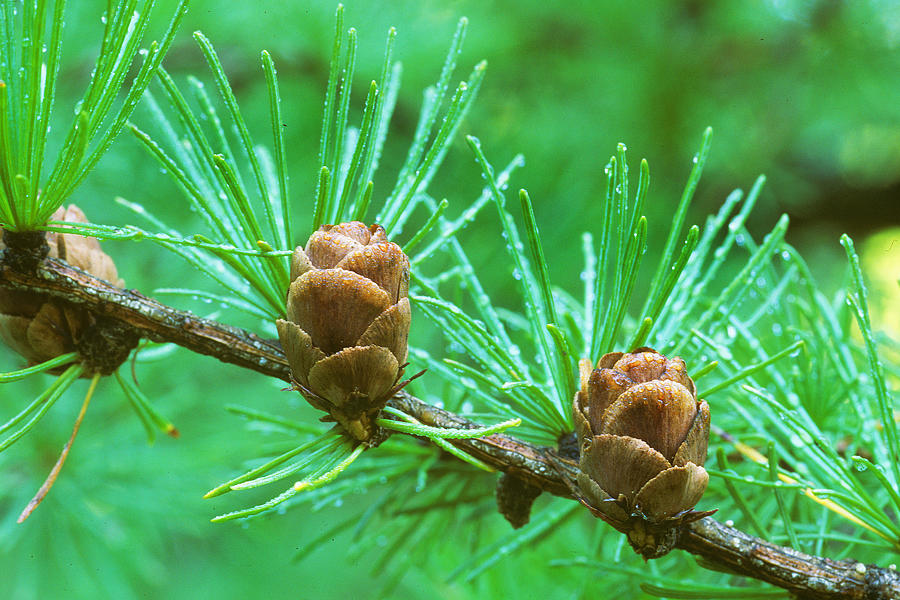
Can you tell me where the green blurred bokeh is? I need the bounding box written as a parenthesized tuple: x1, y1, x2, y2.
(3, 1, 899, 598)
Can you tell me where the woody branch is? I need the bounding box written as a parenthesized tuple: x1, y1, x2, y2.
(1, 252, 898, 600)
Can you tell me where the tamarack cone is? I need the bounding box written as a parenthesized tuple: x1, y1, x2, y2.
(276, 222, 411, 445)
(572, 347, 714, 558)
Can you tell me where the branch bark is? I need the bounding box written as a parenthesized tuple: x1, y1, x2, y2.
(2, 255, 899, 599)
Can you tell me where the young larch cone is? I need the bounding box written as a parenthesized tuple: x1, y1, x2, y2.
(572, 347, 713, 558)
(0, 205, 125, 367)
(276, 222, 411, 444)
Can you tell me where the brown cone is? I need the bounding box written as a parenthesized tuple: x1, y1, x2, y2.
(573, 347, 712, 556)
(277, 222, 412, 443)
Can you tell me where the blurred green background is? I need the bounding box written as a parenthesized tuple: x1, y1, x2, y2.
(2, 1, 899, 598)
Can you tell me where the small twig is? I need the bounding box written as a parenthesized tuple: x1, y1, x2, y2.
(679, 518, 900, 600)
(2, 255, 899, 598)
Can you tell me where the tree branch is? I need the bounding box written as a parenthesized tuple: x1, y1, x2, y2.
(0, 255, 289, 378)
(2, 255, 898, 599)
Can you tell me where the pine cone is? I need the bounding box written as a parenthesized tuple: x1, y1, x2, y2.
(276, 222, 410, 444)
(0, 205, 125, 366)
(572, 348, 712, 558)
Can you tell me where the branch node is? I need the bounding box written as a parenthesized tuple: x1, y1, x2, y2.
(1, 229, 50, 272)
(556, 430, 579, 461)
(74, 313, 141, 375)
(496, 472, 542, 529)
